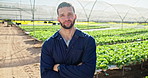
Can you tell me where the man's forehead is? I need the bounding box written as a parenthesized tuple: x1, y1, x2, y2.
(58, 7, 74, 14)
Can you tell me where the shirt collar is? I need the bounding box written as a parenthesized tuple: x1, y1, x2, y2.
(74, 28, 85, 37)
(51, 29, 85, 39)
(51, 30, 60, 39)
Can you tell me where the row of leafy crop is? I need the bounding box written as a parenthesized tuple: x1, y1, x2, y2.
(20, 26, 148, 70)
(30, 30, 148, 70)
(96, 40, 148, 69)
(29, 30, 148, 70)
(19, 25, 109, 32)
(75, 24, 109, 30)
(30, 31, 55, 41)
(30, 28, 148, 44)
(85, 28, 148, 37)
(20, 25, 59, 32)
(84, 28, 148, 45)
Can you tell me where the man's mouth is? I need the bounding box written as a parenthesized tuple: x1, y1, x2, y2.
(64, 21, 71, 25)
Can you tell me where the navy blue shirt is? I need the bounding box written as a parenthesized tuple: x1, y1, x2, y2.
(40, 29, 96, 78)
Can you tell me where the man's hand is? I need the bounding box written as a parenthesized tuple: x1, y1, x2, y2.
(53, 64, 60, 72)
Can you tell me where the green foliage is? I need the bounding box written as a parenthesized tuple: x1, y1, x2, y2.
(20, 25, 60, 32)
(19, 25, 148, 70)
(30, 31, 55, 41)
(75, 24, 109, 30)
(96, 41, 148, 69)
(85, 28, 148, 45)
(19, 25, 110, 41)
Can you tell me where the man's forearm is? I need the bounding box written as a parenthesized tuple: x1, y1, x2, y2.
(53, 62, 82, 72)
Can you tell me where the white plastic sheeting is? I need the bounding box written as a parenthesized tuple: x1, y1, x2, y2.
(0, 0, 148, 22)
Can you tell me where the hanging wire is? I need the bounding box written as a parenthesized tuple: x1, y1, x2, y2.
(19, 0, 22, 20)
(29, 0, 36, 43)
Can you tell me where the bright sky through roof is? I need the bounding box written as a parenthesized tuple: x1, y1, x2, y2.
(0, 0, 148, 9)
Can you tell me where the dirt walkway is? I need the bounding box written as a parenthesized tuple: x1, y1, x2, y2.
(0, 23, 41, 78)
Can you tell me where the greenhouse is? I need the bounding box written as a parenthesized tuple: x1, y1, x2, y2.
(0, 0, 148, 78)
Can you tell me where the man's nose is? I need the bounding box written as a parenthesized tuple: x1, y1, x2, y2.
(64, 16, 70, 20)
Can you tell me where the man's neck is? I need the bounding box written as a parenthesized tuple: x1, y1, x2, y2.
(59, 27, 76, 41)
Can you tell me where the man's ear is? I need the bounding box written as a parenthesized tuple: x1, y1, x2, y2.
(57, 17, 60, 22)
(75, 14, 77, 19)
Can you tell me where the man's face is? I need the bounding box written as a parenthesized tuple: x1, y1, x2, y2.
(58, 7, 76, 29)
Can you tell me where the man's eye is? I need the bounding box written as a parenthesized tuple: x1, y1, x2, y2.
(68, 13, 73, 16)
(60, 15, 64, 17)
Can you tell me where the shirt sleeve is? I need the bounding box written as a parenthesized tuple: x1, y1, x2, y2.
(40, 40, 61, 78)
(59, 36, 96, 78)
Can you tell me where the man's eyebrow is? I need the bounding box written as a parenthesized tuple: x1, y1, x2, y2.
(59, 11, 74, 15)
(59, 12, 64, 15)
(68, 12, 73, 14)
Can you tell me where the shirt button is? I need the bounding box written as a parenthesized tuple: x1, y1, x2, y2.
(72, 46, 74, 48)
(66, 49, 68, 52)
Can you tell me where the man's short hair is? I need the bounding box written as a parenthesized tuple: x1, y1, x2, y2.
(57, 2, 75, 15)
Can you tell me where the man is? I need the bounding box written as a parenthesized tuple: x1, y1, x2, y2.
(40, 2, 96, 78)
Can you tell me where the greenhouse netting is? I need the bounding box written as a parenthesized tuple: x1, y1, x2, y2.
(0, 0, 148, 23)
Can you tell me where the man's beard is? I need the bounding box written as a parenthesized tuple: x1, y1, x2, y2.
(60, 19, 75, 29)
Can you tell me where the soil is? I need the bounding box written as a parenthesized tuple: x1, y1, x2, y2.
(0, 23, 41, 78)
(94, 61, 148, 78)
(0, 23, 147, 78)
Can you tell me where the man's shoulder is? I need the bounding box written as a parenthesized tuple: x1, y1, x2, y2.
(43, 37, 54, 46)
(76, 29, 94, 39)
(45, 31, 59, 42)
(43, 32, 57, 45)
(77, 30, 96, 47)
(45, 37, 54, 42)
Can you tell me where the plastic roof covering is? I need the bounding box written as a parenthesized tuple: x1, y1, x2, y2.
(0, 0, 148, 22)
